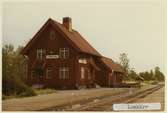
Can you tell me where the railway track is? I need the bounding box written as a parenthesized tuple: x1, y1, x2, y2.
(39, 84, 164, 111)
(41, 88, 134, 111)
(42, 84, 164, 111)
(82, 84, 164, 111)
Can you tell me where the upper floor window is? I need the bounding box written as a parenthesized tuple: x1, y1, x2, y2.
(49, 30, 56, 40)
(59, 67, 69, 79)
(59, 48, 69, 59)
(37, 48, 45, 60)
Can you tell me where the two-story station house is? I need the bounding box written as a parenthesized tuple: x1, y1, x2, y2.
(21, 17, 124, 89)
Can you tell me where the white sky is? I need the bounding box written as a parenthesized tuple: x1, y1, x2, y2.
(2, 0, 167, 74)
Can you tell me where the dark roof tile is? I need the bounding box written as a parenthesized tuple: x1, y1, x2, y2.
(52, 20, 101, 56)
(101, 57, 124, 73)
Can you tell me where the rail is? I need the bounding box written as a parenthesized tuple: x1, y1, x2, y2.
(41, 84, 164, 111)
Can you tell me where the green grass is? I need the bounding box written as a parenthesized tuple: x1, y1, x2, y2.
(34, 88, 57, 95)
(3, 89, 56, 100)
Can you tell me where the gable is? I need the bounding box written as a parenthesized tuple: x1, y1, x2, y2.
(28, 24, 74, 52)
(21, 18, 102, 57)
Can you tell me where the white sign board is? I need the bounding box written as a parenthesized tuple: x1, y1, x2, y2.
(113, 103, 161, 111)
(46, 55, 59, 59)
(78, 59, 87, 64)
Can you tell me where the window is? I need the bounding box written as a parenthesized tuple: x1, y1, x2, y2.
(59, 67, 69, 79)
(37, 49, 45, 60)
(49, 30, 56, 40)
(59, 48, 69, 59)
(81, 67, 85, 79)
(46, 68, 53, 79)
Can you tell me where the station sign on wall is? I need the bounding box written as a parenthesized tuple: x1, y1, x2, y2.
(46, 55, 59, 59)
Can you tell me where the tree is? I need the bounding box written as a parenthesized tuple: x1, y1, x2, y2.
(2, 44, 36, 97)
(2, 44, 15, 95)
(154, 67, 165, 81)
(138, 68, 164, 81)
(149, 69, 154, 80)
(128, 69, 138, 81)
(139, 71, 150, 81)
(119, 53, 130, 74)
(14, 46, 28, 80)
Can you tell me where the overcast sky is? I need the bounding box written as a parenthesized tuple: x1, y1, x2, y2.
(2, 0, 166, 74)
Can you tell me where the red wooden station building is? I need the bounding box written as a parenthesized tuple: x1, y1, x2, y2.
(21, 17, 125, 89)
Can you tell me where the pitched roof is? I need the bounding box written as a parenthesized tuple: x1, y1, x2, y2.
(21, 18, 101, 57)
(101, 57, 124, 73)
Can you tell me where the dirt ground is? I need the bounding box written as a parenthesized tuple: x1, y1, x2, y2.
(2, 88, 129, 111)
(132, 87, 165, 111)
(2, 85, 164, 111)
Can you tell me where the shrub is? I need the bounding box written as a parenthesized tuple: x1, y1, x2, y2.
(18, 88, 36, 97)
(15, 78, 37, 97)
(3, 73, 36, 98)
(34, 88, 56, 95)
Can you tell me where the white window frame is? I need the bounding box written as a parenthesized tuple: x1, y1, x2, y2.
(46, 68, 53, 79)
(59, 67, 69, 79)
(59, 48, 69, 59)
(37, 48, 45, 60)
(81, 67, 85, 79)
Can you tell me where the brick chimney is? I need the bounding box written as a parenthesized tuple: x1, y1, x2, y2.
(63, 17, 72, 31)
